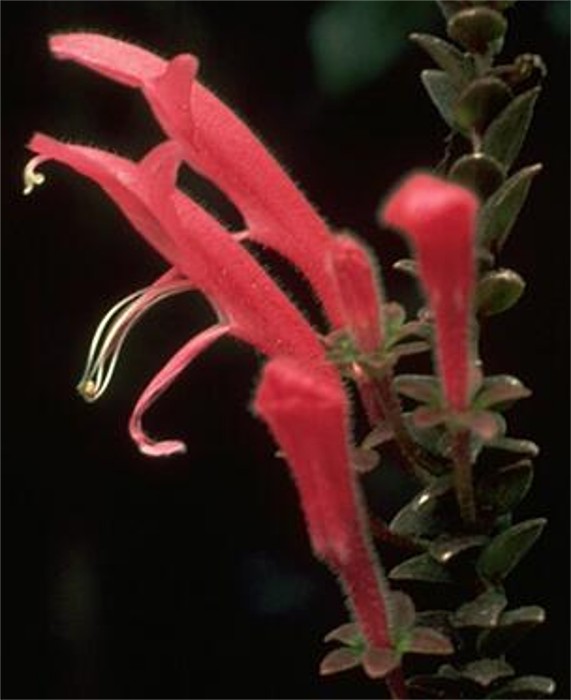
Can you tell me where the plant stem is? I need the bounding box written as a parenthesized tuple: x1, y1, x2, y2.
(373, 373, 441, 483)
(387, 667, 408, 699)
(451, 427, 476, 524)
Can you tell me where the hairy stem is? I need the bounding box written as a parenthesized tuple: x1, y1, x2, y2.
(451, 427, 476, 524)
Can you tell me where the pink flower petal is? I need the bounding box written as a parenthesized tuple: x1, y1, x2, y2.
(129, 323, 230, 457)
(49, 32, 165, 86)
(48, 32, 346, 328)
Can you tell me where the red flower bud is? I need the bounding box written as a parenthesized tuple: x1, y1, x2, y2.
(254, 358, 392, 649)
(328, 234, 384, 354)
(381, 173, 478, 412)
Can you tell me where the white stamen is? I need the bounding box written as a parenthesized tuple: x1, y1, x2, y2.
(23, 156, 46, 196)
(77, 281, 193, 403)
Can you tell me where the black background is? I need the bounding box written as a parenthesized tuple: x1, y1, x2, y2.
(2, 2, 569, 699)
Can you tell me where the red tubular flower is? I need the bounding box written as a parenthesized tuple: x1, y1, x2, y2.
(380, 173, 478, 412)
(27, 134, 331, 455)
(328, 234, 384, 355)
(48, 32, 346, 328)
(254, 358, 392, 650)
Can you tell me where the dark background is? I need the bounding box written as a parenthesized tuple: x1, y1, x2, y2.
(2, 2, 569, 699)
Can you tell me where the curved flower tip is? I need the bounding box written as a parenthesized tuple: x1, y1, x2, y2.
(328, 234, 384, 354)
(49, 32, 166, 86)
(129, 323, 230, 458)
(380, 173, 479, 412)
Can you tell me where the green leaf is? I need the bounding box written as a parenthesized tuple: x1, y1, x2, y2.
(390, 476, 454, 539)
(394, 375, 442, 405)
(447, 7, 507, 54)
(453, 589, 507, 628)
(489, 675, 556, 698)
(483, 88, 541, 169)
(362, 647, 400, 679)
(477, 460, 534, 514)
(406, 627, 454, 655)
(476, 269, 526, 316)
(410, 33, 474, 85)
(459, 658, 514, 687)
(449, 153, 505, 200)
(412, 405, 448, 429)
(429, 535, 489, 565)
(389, 591, 416, 634)
(486, 436, 539, 457)
(477, 518, 546, 582)
(475, 375, 531, 409)
(477, 605, 545, 656)
(407, 673, 480, 699)
(478, 164, 542, 251)
(421, 69, 461, 129)
(319, 647, 361, 675)
(454, 77, 512, 133)
(389, 553, 454, 584)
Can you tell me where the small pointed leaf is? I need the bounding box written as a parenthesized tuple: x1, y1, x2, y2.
(412, 405, 448, 429)
(323, 622, 362, 646)
(429, 535, 489, 564)
(407, 627, 454, 655)
(453, 589, 507, 628)
(477, 605, 545, 656)
(477, 459, 534, 514)
(362, 647, 400, 679)
(390, 476, 454, 539)
(410, 33, 474, 85)
(421, 69, 461, 129)
(483, 88, 541, 169)
(394, 375, 442, 405)
(487, 436, 539, 457)
(489, 675, 556, 698)
(389, 553, 454, 584)
(361, 422, 394, 450)
(319, 647, 361, 675)
(476, 269, 526, 316)
(392, 341, 431, 359)
(478, 164, 542, 250)
(460, 658, 514, 687)
(477, 518, 546, 582)
(389, 591, 416, 634)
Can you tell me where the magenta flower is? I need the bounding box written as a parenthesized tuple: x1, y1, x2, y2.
(380, 173, 478, 413)
(47, 32, 346, 328)
(27, 134, 330, 455)
(254, 357, 392, 650)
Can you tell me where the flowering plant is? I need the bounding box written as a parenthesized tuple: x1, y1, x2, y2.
(25, 2, 556, 698)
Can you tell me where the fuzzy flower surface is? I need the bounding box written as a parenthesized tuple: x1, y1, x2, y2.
(381, 173, 478, 413)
